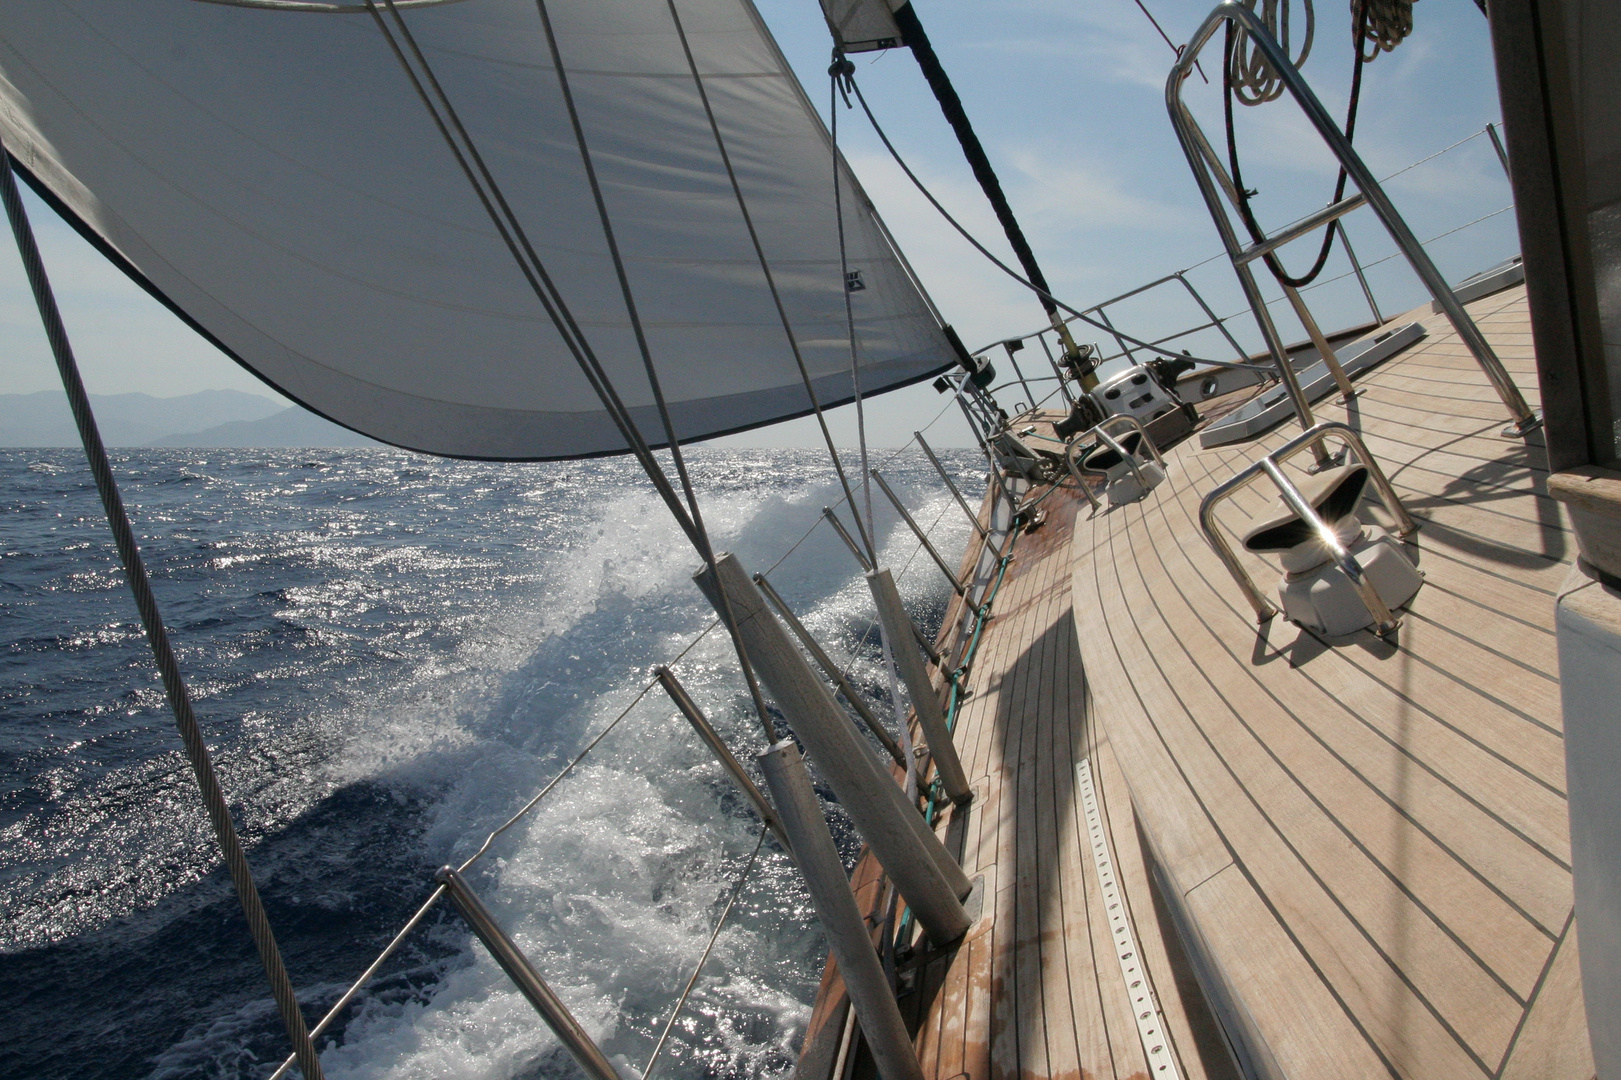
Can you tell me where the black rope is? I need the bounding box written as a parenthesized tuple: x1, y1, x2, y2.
(846, 77, 1226, 367)
(1222, 1, 1368, 289)
(527, 0, 779, 743)
(658, 0, 878, 562)
(0, 149, 326, 1080)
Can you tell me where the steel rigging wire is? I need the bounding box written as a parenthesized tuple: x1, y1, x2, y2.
(360, 0, 798, 744)
(841, 74, 1238, 369)
(831, 59, 920, 796)
(0, 144, 327, 1080)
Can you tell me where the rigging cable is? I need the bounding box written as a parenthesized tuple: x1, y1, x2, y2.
(831, 61, 918, 796)
(527, 0, 779, 745)
(660, 0, 881, 564)
(363, 0, 784, 742)
(268, 411, 970, 1080)
(1221, 0, 1369, 288)
(844, 77, 1225, 368)
(1131, 0, 1210, 83)
(642, 826, 770, 1080)
(362, 2, 697, 549)
(0, 146, 327, 1080)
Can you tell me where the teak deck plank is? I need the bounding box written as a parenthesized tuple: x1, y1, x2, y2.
(1117, 492, 1557, 1001)
(1069, 285, 1590, 1079)
(880, 468, 1222, 1080)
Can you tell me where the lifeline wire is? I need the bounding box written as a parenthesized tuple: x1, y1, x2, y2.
(268, 394, 969, 1068)
(0, 148, 326, 1080)
(643, 825, 771, 1080)
(270, 442, 974, 1080)
(1132, 0, 1209, 83)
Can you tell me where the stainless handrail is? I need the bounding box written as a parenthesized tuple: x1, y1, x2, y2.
(1063, 439, 1104, 511)
(1233, 193, 1367, 266)
(1198, 421, 1416, 629)
(1168, 2, 1540, 437)
(974, 271, 1257, 376)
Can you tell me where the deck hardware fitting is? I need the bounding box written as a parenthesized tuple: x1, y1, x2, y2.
(1078, 759, 1183, 1080)
(1066, 414, 1168, 510)
(1198, 421, 1416, 630)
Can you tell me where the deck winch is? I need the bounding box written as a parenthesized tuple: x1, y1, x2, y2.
(1082, 430, 1167, 508)
(1240, 462, 1422, 636)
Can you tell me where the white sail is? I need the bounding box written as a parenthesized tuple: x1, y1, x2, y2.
(818, 0, 905, 53)
(0, 0, 954, 460)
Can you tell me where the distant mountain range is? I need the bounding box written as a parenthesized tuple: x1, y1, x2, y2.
(0, 390, 378, 448)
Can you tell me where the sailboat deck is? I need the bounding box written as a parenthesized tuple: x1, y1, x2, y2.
(1069, 284, 1592, 1080)
(799, 284, 1590, 1080)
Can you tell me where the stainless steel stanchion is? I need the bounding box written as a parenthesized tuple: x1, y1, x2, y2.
(694, 553, 972, 943)
(654, 666, 792, 852)
(869, 470, 968, 599)
(823, 506, 874, 572)
(759, 741, 926, 1080)
(866, 569, 970, 804)
(751, 575, 907, 768)
(435, 867, 624, 1080)
(915, 431, 988, 540)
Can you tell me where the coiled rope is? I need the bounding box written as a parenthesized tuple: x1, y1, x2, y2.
(0, 149, 326, 1079)
(1226, 0, 1315, 105)
(1223, 0, 1373, 289)
(1355, 0, 1417, 60)
(1224, 0, 1418, 288)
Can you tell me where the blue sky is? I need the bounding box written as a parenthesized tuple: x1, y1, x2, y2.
(0, 0, 1516, 448)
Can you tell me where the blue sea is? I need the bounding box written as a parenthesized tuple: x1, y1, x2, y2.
(0, 445, 981, 1080)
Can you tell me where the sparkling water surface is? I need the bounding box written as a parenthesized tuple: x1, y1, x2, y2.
(0, 445, 981, 1080)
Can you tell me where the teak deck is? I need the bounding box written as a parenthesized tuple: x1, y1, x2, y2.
(798, 283, 1592, 1080)
(1070, 285, 1589, 1080)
